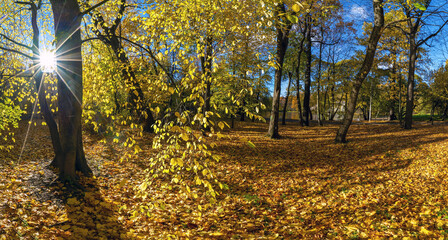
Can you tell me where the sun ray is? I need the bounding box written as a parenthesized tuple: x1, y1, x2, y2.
(55, 46, 83, 59)
(54, 70, 82, 105)
(39, 50, 57, 73)
(56, 62, 82, 78)
(54, 25, 81, 54)
(18, 67, 44, 163)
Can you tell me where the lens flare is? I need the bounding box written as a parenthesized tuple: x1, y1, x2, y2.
(40, 50, 56, 73)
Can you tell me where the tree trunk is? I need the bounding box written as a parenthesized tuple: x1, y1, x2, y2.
(389, 57, 397, 121)
(110, 39, 155, 132)
(29, 2, 62, 158)
(201, 36, 213, 131)
(268, 3, 291, 138)
(398, 67, 403, 125)
(430, 102, 435, 125)
(369, 85, 372, 121)
(335, 0, 384, 143)
(404, 35, 417, 129)
(282, 72, 292, 125)
(49, 0, 92, 181)
(316, 30, 323, 126)
(89, 0, 155, 132)
(443, 103, 448, 120)
(303, 15, 312, 126)
(295, 29, 306, 127)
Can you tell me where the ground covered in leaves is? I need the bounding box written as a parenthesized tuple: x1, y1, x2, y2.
(1, 119, 448, 239)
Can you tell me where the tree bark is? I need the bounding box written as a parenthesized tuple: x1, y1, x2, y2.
(50, 0, 92, 181)
(282, 72, 292, 125)
(404, 34, 417, 129)
(201, 36, 213, 132)
(303, 15, 312, 126)
(29, 1, 62, 158)
(295, 27, 306, 127)
(335, 0, 384, 143)
(267, 3, 291, 138)
(316, 28, 323, 126)
(389, 60, 397, 121)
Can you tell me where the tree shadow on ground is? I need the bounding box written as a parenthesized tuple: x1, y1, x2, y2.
(26, 162, 130, 240)
(209, 122, 448, 238)
(214, 122, 448, 199)
(215, 122, 447, 173)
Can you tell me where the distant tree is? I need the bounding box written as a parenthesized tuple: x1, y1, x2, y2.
(335, 0, 384, 143)
(395, 0, 448, 129)
(267, 2, 296, 138)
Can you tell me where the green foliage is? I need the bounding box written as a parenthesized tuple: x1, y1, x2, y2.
(0, 102, 22, 151)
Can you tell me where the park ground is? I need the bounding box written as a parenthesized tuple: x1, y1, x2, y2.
(1, 119, 448, 239)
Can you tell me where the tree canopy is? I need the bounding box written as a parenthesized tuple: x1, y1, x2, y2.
(2, 0, 448, 238)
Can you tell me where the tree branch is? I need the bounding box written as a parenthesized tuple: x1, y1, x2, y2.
(81, 37, 101, 44)
(0, 33, 32, 50)
(14, 1, 32, 6)
(80, 0, 110, 16)
(416, 19, 448, 48)
(116, 36, 178, 91)
(110, 0, 126, 33)
(0, 46, 32, 59)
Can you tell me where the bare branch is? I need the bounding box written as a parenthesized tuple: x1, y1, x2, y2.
(416, 19, 448, 48)
(14, 1, 32, 5)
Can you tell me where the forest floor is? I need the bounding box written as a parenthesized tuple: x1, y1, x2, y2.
(1, 119, 448, 239)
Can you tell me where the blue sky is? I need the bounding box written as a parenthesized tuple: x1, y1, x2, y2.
(278, 0, 448, 96)
(341, 0, 448, 69)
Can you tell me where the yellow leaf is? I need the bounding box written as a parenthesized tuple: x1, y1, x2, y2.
(180, 133, 189, 141)
(420, 226, 431, 235)
(210, 232, 224, 236)
(177, 158, 184, 167)
(170, 158, 177, 166)
(292, 3, 303, 12)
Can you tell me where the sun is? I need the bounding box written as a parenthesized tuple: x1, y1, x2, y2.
(40, 50, 56, 73)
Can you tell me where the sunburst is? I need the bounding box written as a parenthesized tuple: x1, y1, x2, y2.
(39, 49, 57, 73)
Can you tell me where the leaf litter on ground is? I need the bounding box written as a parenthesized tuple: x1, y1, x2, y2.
(1, 120, 448, 239)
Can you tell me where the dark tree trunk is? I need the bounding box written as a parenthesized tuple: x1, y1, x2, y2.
(389, 108, 397, 121)
(362, 108, 369, 121)
(89, 0, 155, 132)
(49, 0, 92, 181)
(335, 0, 384, 143)
(240, 105, 245, 122)
(401, 0, 447, 128)
(267, 3, 291, 139)
(29, 2, 62, 158)
(430, 102, 435, 124)
(389, 58, 398, 121)
(303, 16, 312, 126)
(282, 72, 292, 125)
(443, 103, 448, 120)
(404, 35, 417, 129)
(201, 36, 213, 131)
(316, 29, 323, 126)
(295, 27, 306, 127)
